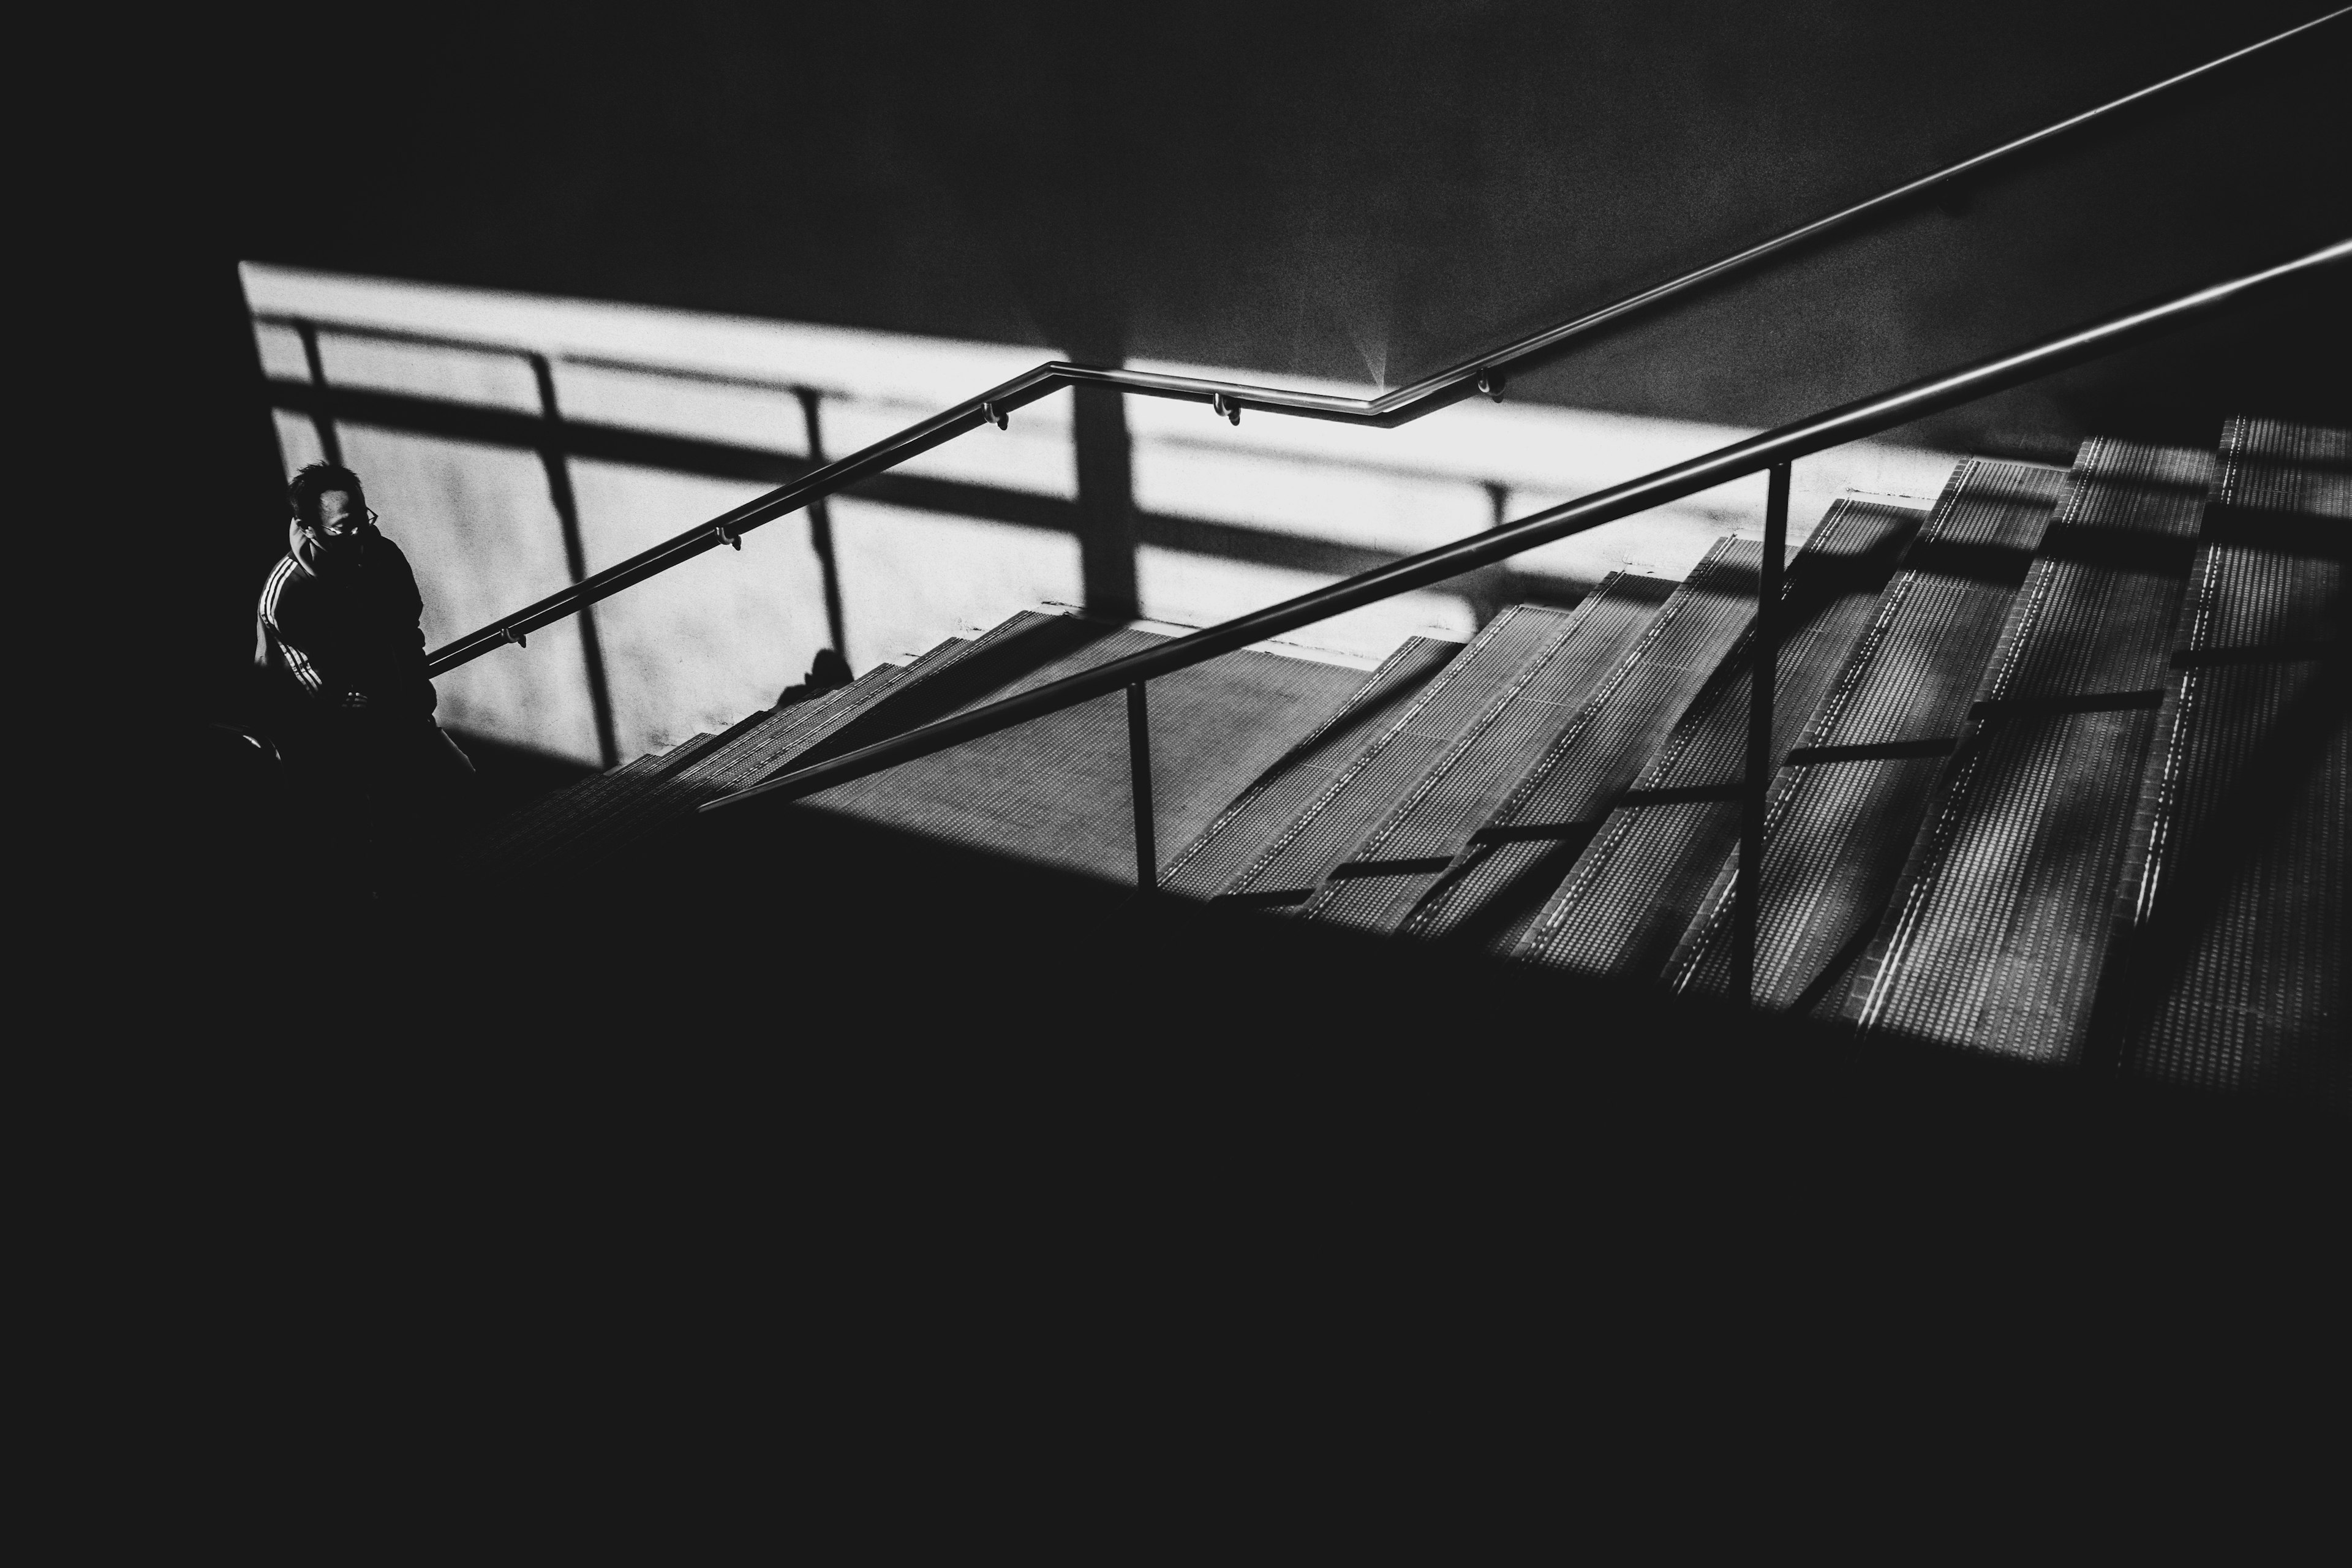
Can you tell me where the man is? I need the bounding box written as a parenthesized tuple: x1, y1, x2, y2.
(256, 463, 472, 881)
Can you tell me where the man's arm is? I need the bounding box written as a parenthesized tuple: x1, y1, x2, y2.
(275, 617, 372, 707)
(262, 565, 369, 708)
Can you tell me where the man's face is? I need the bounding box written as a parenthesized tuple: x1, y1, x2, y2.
(313, 489, 369, 552)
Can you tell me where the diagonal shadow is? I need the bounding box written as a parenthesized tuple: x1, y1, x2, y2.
(1787, 911, 1882, 1019)
(1420, 823, 1604, 955)
(1256, 643, 1463, 776)
(1415, 504, 1922, 969)
(792, 614, 1127, 771)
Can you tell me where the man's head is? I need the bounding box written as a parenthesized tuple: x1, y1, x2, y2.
(287, 462, 374, 556)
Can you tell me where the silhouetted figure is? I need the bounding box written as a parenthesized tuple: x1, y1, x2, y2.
(256, 463, 473, 895)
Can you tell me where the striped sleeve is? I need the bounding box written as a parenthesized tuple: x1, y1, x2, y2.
(258, 558, 326, 697)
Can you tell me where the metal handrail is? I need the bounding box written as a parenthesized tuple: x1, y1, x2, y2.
(415, 9, 2345, 677)
(706, 240, 2350, 815)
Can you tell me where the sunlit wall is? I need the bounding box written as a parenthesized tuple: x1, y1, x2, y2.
(246, 262, 1959, 767)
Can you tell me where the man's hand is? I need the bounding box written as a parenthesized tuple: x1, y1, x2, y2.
(337, 690, 372, 710)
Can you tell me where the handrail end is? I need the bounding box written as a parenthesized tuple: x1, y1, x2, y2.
(699, 774, 802, 815)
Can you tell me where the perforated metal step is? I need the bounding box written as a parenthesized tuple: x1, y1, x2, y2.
(1211, 601, 1619, 908)
(1839, 438, 2212, 1061)
(2098, 417, 2347, 1101)
(480, 654, 919, 876)
(558, 617, 1109, 867)
(1505, 496, 1926, 975)
(1662, 458, 2065, 1011)
(475, 617, 1050, 879)
(1317, 545, 1748, 940)
(1160, 636, 1463, 900)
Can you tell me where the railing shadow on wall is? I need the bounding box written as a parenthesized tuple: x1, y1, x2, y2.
(248, 290, 1953, 769)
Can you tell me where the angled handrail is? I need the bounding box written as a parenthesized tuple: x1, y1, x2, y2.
(416, 9, 2346, 677)
(706, 240, 2350, 815)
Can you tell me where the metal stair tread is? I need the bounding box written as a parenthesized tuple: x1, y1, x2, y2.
(480, 630, 986, 879)
(2099, 416, 2347, 1098)
(1839, 436, 2213, 1061)
(1400, 539, 1773, 952)
(546, 628, 1005, 867)
(1658, 457, 2068, 1012)
(1159, 636, 1463, 899)
(1305, 563, 1709, 936)
(793, 627, 1369, 883)
(1491, 494, 1928, 971)
(1209, 601, 1607, 905)
(485, 661, 911, 875)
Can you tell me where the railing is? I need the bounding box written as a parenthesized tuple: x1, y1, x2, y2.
(704, 238, 2351, 1002)
(415, 9, 2346, 679)
(258, 312, 869, 767)
(257, 308, 1602, 663)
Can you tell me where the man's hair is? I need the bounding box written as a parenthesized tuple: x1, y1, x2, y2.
(287, 462, 366, 529)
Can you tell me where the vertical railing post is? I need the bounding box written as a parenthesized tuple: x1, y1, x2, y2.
(529, 353, 621, 771)
(1733, 461, 1791, 1008)
(296, 321, 342, 467)
(1127, 682, 1157, 892)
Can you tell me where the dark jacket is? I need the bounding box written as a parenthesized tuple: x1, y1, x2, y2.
(255, 520, 437, 725)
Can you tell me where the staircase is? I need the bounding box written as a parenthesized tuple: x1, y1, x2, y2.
(459, 417, 2345, 1109)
